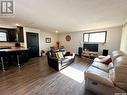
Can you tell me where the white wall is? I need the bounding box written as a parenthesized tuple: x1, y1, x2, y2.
(58, 26, 122, 54)
(24, 27, 58, 56)
(39, 31, 58, 52)
(120, 22, 127, 53)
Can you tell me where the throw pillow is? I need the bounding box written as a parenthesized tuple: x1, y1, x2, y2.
(56, 52, 64, 59)
(100, 55, 112, 65)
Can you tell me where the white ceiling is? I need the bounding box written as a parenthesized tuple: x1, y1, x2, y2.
(0, 0, 127, 33)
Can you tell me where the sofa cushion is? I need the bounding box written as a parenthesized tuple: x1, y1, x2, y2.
(112, 56, 127, 90)
(65, 56, 73, 59)
(94, 57, 102, 62)
(111, 50, 124, 62)
(65, 53, 75, 59)
(115, 66, 127, 82)
(92, 62, 109, 72)
(114, 56, 127, 82)
(85, 66, 114, 87)
(114, 56, 127, 66)
(109, 68, 115, 81)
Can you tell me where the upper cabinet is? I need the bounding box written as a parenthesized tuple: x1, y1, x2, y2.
(0, 26, 24, 42)
(7, 29, 17, 42)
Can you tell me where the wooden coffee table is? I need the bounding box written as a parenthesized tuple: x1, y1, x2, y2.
(82, 51, 99, 59)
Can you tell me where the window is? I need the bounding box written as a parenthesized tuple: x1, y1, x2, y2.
(0, 32, 7, 41)
(83, 31, 107, 43)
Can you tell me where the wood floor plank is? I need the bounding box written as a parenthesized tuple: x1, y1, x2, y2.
(0, 56, 93, 95)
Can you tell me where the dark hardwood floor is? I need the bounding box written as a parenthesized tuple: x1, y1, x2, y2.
(0, 56, 94, 95)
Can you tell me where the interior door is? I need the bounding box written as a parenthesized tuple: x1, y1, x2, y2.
(26, 32, 39, 58)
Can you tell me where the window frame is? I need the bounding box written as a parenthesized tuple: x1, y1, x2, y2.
(83, 31, 107, 43)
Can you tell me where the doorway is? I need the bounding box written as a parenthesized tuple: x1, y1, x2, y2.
(26, 32, 39, 58)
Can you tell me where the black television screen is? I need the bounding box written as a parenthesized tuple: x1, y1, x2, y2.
(83, 44, 98, 52)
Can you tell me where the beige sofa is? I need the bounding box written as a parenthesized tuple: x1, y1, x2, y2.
(85, 50, 127, 95)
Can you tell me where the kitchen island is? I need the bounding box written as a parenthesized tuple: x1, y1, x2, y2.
(0, 47, 28, 71)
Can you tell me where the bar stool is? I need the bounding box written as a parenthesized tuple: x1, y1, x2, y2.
(0, 51, 21, 71)
(0, 51, 6, 71)
(12, 50, 28, 68)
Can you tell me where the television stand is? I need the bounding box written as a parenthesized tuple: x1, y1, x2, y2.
(82, 51, 99, 59)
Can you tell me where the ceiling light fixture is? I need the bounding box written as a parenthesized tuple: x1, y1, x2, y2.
(16, 24, 20, 26)
(56, 31, 58, 33)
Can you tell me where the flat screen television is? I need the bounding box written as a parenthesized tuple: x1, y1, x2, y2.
(83, 44, 98, 52)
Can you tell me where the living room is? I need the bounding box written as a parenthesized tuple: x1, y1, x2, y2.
(0, 0, 127, 95)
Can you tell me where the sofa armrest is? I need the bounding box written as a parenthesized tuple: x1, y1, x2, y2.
(85, 66, 114, 87)
(47, 56, 62, 70)
(72, 53, 75, 57)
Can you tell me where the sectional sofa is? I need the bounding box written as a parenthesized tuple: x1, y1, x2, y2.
(85, 50, 127, 95)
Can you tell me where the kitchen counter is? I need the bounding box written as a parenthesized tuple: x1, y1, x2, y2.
(0, 47, 28, 52)
(0, 47, 28, 71)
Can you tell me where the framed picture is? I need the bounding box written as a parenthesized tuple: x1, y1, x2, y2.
(45, 37, 51, 43)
